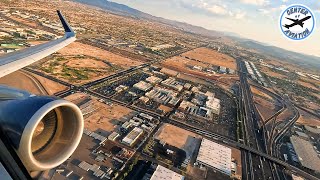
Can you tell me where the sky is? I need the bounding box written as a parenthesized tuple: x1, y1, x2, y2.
(111, 0, 320, 57)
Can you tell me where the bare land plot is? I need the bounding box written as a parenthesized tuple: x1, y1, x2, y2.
(250, 86, 274, 102)
(0, 70, 44, 95)
(57, 42, 142, 69)
(85, 102, 133, 133)
(154, 123, 201, 149)
(66, 58, 107, 68)
(231, 147, 242, 179)
(31, 73, 67, 95)
(296, 109, 320, 126)
(37, 42, 144, 84)
(9, 15, 38, 27)
(182, 47, 237, 70)
(154, 123, 202, 159)
(65, 93, 133, 133)
(161, 57, 220, 80)
(254, 96, 279, 121)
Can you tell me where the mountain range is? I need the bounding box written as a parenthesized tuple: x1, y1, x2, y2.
(72, 0, 320, 71)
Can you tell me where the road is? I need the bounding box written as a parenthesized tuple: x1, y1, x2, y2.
(238, 59, 275, 180)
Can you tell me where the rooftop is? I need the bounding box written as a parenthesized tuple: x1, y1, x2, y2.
(196, 138, 232, 175)
(290, 136, 320, 172)
(150, 165, 184, 180)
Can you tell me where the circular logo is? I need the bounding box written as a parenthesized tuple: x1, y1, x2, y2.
(280, 4, 315, 40)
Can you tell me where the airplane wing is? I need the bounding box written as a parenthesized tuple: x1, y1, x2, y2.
(0, 10, 76, 78)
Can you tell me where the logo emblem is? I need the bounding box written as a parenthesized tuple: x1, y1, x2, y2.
(280, 4, 315, 40)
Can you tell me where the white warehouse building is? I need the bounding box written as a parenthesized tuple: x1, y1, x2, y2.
(196, 138, 232, 176)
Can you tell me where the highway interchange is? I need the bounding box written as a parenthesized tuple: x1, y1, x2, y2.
(24, 57, 320, 180)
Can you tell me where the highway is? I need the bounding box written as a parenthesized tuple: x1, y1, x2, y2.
(238, 59, 275, 180)
(27, 59, 320, 180)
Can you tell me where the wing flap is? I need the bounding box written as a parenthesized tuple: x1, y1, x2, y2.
(0, 10, 76, 78)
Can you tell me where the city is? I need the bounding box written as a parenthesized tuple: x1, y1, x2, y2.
(0, 0, 319, 180)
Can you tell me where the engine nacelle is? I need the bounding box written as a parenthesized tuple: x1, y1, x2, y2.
(0, 91, 83, 171)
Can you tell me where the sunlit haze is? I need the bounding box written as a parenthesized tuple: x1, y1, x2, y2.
(112, 0, 320, 57)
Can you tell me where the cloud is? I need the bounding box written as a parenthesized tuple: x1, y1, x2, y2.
(206, 5, 228, 15)
(235, 11, 246, 19)
(282, 0, 288, 2)
(178, 0, 246, 19)
(240, 0, 269, 6)
(258, 4, 286, 15)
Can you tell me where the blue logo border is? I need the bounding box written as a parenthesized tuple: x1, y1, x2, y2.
(279, 4, 316, 41)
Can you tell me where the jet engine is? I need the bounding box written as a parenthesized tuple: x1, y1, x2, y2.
(0, 87, 83, 171)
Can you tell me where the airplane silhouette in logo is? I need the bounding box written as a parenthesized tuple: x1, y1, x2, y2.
(283, 16, 311, 29)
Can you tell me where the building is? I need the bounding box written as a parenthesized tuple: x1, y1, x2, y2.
(290, 136, 320, 172)
(183, 83, 192, 90)
(145, 87, 178, 105)
(206, 98, 221, 115)
(108, 132, 120, 141)
(139, 96, 150, 104)
(122, 127, 143, 146)
(228, 68, 235, 74)
(150, 165, 184, 180)
(161, 78, 184, 92)
(133, 81, 153, 92)
(178, 100, 198, 114)
(115, 85, 128, 93)
(146, 76, 163, 84)
(122, 122, 132, 130)
(168, 97, 181, 107)
(196, 139, 232, 176)
(219, 66, 227, 74)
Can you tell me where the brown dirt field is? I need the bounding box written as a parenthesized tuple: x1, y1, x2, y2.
(296, 109, 320, 126)
(0, 70, 44, 95)
(57, 42, 142, 69)
(85, 101, 132, 132)
(64, 92, 87, 102)
(231, 147, 242, 179)
(277, 108, 295, 122)
(254, 96, 279, 121)
(10, 16, 38, 27)
(65, 93, 133, 132)
(251, 86, 273, 101)
(163, 56, 209, 70)
(216, 76, 239, 92)
(31, 73, 67, 95)
(66, 58, 108, 68)
(161, 59, 221, 81)
(154, 123, 201, 149)
(182, 47, 236, 70)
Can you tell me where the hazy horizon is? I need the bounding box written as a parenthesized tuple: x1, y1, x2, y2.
(111, 0, 320, 57)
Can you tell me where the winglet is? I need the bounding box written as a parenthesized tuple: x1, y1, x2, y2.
(57, 10, 75, 37)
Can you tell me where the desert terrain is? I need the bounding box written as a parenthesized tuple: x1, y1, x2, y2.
(182, 47, 237, 70)
(155, 123, 201, 149)
(65, 93, 133, 133)
(0, 70, 65, 95)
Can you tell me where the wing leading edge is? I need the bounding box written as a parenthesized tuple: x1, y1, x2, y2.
(0, 10, 76, 78)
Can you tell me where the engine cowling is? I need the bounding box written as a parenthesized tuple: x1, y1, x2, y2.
(0, 94, 83, 171)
